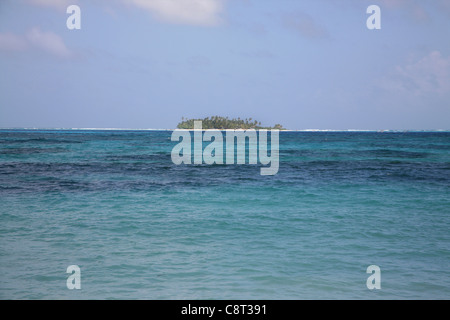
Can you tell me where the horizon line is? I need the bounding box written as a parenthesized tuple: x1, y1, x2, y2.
(0, 127, 449, 132)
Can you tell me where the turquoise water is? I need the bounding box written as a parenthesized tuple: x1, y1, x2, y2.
(0, 130, 449, 299)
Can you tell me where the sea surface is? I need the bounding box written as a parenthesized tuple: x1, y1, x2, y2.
(0, 129, 449, 299)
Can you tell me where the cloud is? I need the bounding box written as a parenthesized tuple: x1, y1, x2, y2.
(26, 27, 72, 57)
(0, 28, 72, 58)
(282, 12, 328, 39)
(376, 0, 430, 23)
(379, 51, 450, 96)
(25, 0, 223, 25)
(125, 0, 224, 26)
(0, 33, 28, 51)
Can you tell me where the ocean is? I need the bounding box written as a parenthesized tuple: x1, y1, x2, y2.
(0, 129, 449, 299)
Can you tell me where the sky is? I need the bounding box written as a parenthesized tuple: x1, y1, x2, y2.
(0, 0, 449, 130)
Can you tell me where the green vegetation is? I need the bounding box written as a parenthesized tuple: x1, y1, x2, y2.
(177, 116, 285, 130)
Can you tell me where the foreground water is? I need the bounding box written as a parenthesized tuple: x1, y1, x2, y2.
(0, 129, 449, 299)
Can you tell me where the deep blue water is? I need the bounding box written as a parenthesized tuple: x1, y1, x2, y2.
(0, 129, 449, 299)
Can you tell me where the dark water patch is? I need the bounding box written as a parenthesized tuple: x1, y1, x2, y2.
(0, 131, 448, 195)
(0, 138, 83, 144)
(105, 153, 171, 162)
(0, 147, 67, 155)
(365, 149, 430, 159)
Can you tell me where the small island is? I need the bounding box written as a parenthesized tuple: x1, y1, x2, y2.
(177, 116, 285, 130)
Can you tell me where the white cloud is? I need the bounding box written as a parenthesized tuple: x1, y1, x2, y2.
(26, 27, 72, 58)
(125, 0, 224, 26)
(380, 51, 450, 96)
(0, 28, 72, 58)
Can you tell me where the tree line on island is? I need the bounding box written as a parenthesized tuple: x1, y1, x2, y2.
(177, 116, 285, 130)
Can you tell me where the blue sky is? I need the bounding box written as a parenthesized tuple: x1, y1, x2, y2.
(0, 0, 449, 130)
